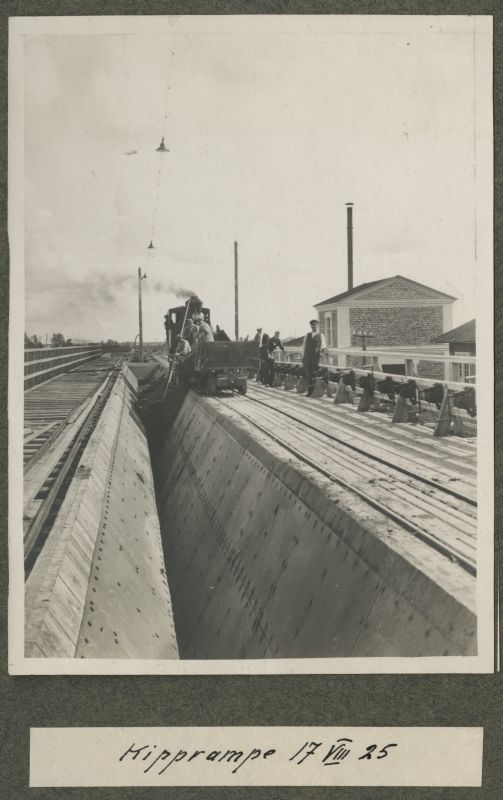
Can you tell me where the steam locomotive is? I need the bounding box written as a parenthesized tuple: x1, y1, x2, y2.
(164, 296, 258, 395)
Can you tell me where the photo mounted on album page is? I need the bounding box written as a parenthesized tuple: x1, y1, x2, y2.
(8, 13, 495, 676)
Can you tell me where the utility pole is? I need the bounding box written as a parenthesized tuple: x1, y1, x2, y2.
(353, 329, 373, 351)
(138, 267, 148, 362)
(234, 240, 239, 341)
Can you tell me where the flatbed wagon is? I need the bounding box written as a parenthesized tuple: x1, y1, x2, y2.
(181, 340, 258, 394)
(164, 295, 259, 394)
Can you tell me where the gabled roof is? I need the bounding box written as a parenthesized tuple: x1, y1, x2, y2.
(431, 319, 475, 344)
(315, 278, 384, 307)
(315, 275, 456, 307)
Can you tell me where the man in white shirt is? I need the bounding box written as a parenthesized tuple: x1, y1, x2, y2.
(254, 327, 270, 384)
(302, 319, 327, 396)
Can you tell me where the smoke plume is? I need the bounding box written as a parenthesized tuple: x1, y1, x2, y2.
(149, 280, 197, 299)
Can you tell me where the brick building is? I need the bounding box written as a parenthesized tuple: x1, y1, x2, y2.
(314, 275, 455, 349)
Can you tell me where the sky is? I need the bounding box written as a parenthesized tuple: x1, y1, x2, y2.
(20, 16, 490, 342)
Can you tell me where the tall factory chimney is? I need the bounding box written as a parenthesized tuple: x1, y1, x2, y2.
(346, 202, 354, 291)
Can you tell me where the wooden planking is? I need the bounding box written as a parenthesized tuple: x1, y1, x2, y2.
(228, 396, 476, 569)
(250, 384, 477, 486)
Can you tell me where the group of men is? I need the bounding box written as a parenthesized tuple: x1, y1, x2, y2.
(173, 310, 328, 397)
(174, 311, 215, 356)
(254, 319, 327, 396)
(254, 329, 285, 387)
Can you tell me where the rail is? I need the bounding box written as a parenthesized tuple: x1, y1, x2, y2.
(225, 389, 476, 574)
(24, 363, 121, 573)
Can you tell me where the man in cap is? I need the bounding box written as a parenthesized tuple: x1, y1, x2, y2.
(302, 318, 327, 396)
(192, 311, 214, 344)
(254, 327, 270, 384)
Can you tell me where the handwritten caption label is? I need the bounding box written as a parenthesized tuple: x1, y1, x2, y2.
(30, 726, 483, 787)
(119, 736, 398, 776)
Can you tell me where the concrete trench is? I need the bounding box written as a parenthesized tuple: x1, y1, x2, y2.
(149, 386, 476, 660)
(25, 363, 477, 660)
(25, 367, 179, 660)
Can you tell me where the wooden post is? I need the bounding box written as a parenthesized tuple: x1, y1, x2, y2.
(452, 413, 465, 437)
(391, 395, 411, 423)
(284, 373, 297, 390)
(311, 377, 325, 398)
(297, 376, 308, 393)
(433, 388, 452, 437)
(326, 381, 337, 398)
(358, 386, 374, 412)
(334, 378, 352, 404)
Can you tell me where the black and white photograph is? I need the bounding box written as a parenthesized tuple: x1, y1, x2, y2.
(8, 14, 493, 673)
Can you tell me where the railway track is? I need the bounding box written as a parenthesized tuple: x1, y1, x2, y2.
(24, 355, 123, 469)
(217, 385, 477, 575)
(250, 384, 477, 501)
(23, 356, 124, 573)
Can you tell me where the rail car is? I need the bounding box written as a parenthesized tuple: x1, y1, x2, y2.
(164, 295, 259, 395)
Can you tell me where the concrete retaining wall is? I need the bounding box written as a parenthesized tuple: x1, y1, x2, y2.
(126, 363, 162, 382)
(25, 370, 178, 659)
(156, 392, 476, 659)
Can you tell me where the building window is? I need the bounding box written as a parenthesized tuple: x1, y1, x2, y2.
(324, 312, 332, 347)
(453, 350, 476, 382)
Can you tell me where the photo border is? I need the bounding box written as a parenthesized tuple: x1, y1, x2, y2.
(1, 2, 501, 798)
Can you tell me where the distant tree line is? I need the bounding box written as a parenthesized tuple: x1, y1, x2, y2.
(24, 332, 73, 348)
(99, 339, 131, 353)
(25, 334, 132, 352)
(24, 333, 43, 348)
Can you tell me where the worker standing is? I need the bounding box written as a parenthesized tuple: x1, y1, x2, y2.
(302, 319, 327, 396)
(254, 327, 270, 384)
(269, 331, 284, 354)
(266, 330, 285, 387)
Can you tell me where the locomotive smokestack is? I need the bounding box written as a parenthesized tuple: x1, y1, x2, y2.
(346, 202, 354, 291)
(186, 295, 203, 315)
